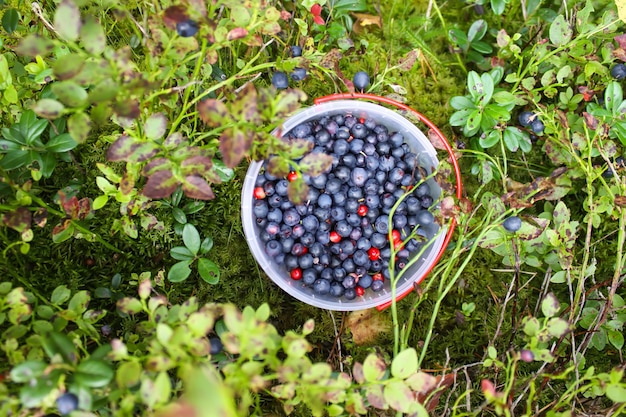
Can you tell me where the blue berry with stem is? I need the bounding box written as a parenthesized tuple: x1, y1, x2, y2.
(176, 19, 199, 37)
(353, 71, 370, 91)
(272, 71, 289, 89)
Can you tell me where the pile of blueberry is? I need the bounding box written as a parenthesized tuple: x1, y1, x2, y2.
(252, 113, 437, 301)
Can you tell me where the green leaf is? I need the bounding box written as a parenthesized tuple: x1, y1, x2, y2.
(182, 223, 201, 255)
(502, 128, 520, 152)
(80, 16, 106, 55)
(450, 96, 475, 110)
(10, 360, 47, 382)
(116, 361, 142, 388)
(2, 8, 19, 34)
(168, 260, 192, 282)
(479, 130, 500, 149)
(362, 354, 386, 382)
(219, 127, 252, 168)
(464, 108, 482, 136)
(172, 207, 187, 224)
(51, 81, 88, 107)
(140, 372, 171, 408)
(383, 380, 413, 413)
(51, 285, 71, 305)
(467, 71, 482, 101)
(391, 348, 418, 379)
(144, 113, 167, 140)
(170, 246, 195, 261)
(41, 331, 78, 364)
(117, 297, 143, 315)
(68, 290, 90, 314)
(479, 72, 494, 105)
(468, 19, 487, 42)
(608, 329, 624, 350)
(75, 359, 114, 388)
(605, 82, 624, 115)
(546, 317, 570, 337)
(52, 53, 85, 80)
(0, 149, 30, 170)
(19, 376, 57, 408)
(200, 236, 214, 254)
(298, 152, 333, 176)
(54, 0, 82, 42)
(541, 293, 560, 318)
(46, 133, 78, 152)
(606, 384, 626, 403)
(182, 201, 205, 215)
(32, 99, 65, 119)
(198, 258, 220, 284)
(549, 15, 572, 46)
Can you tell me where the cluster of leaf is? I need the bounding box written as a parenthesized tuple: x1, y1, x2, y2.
(0, 277, 447, 416)
(450, 2, 623, 184)
(199, 84, 333, 203)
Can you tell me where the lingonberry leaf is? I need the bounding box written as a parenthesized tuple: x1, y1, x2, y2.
(198, 98, 229, 127)
(2, 8, 20, 34)
(182, 175, 216, 200)
(142, 170, 179, 199)
(198, 258, 220, 284)
(298, 152, 333, 177)
(219, 127, 252, 168)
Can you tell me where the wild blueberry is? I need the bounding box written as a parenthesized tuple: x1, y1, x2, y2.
(342, 274, 356, 288)
(302, 269, 318, 285)
(420, 195, 434, 209)
(253, 200, 269, 218)
(335, 220, 352, 237)
(290, 45, 303, 57)
(371, 233, 387, 248)
(299, 254, 314, 269)
(503, 216, 522, 232)
(371, 280, 384, 292)
(290, 67, 307, 81)
(302, 215, 319, 232)
(611, 63, 626, 80)
(358, 274, 373, 289)
(272, 71, 289, 89)
(518, 111, 535, 127)
(56, 393, 79, 416)
(209, 336, 223, 354)
(267, 208, 283, 223)
(353, 71, 370, 91)
(176, 19, 199, 37)
(265, 240, 282, 257)
(415, 210, 434, 226)
(531, 118, 544, 134)
(330, 282, 345, 297)
(344, 288, 357, 300)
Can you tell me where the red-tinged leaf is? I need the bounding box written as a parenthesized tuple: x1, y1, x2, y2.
(313, 15, 325, 25)
(52, 219, 74, 243)
(182, 176, 215, 200)
(142, 157, 171, 176)
(219, 128, 252, 168)
(181, 156, 213, 176)
(481, 379, 496, 397)
(188, 0, 207, 17)
(126, 142, 160, 163)
(583, 112, 598, 129)
(227, 27, 248, 40)
(107, 135, 139, 162)
(198, 99, 229, 127)
(76, 198, 91, 220)
(273, 89, 307, 118)
(397, 49, 418, 71)
(163, 5, 189, 29)
(615, 34, 626, 49)
(287, 176, 309, 205)
(365, 385, 387, 409)
(119, 172, 135, 195)
(232, 84, 260, 124)
(2, 207, 32, 232)
(261, 21, 281, 34)
(298, 153, 333, 176)
(144, 113, 168, 140)
(113, 98, 140, 119)
(266, 147, 291, 168)
(287, 138, 314, 159)
(163, 133, 185, 149)
(280, 10, 292, 20)
(320, 49, 343, 69)
(202, 166, 224, 184)
(59, 192, 80, 218)
(33, 208, 48, 228)
(142, 170, 179, 199)
(352, 362, 365, 384)
(417, 373, 455, 413)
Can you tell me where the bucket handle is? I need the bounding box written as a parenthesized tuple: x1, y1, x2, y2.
(314, 93, 463, 311)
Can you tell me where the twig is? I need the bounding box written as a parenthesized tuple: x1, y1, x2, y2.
(31, 2, 58, 35)
(328, 311, 343, 373)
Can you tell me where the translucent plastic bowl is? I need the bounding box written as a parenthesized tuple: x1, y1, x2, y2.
(241, 99, 449, 311)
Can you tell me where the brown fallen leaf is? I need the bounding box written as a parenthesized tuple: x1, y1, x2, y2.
(351, 12, 382, 35)
(347, 308, 391, 345)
